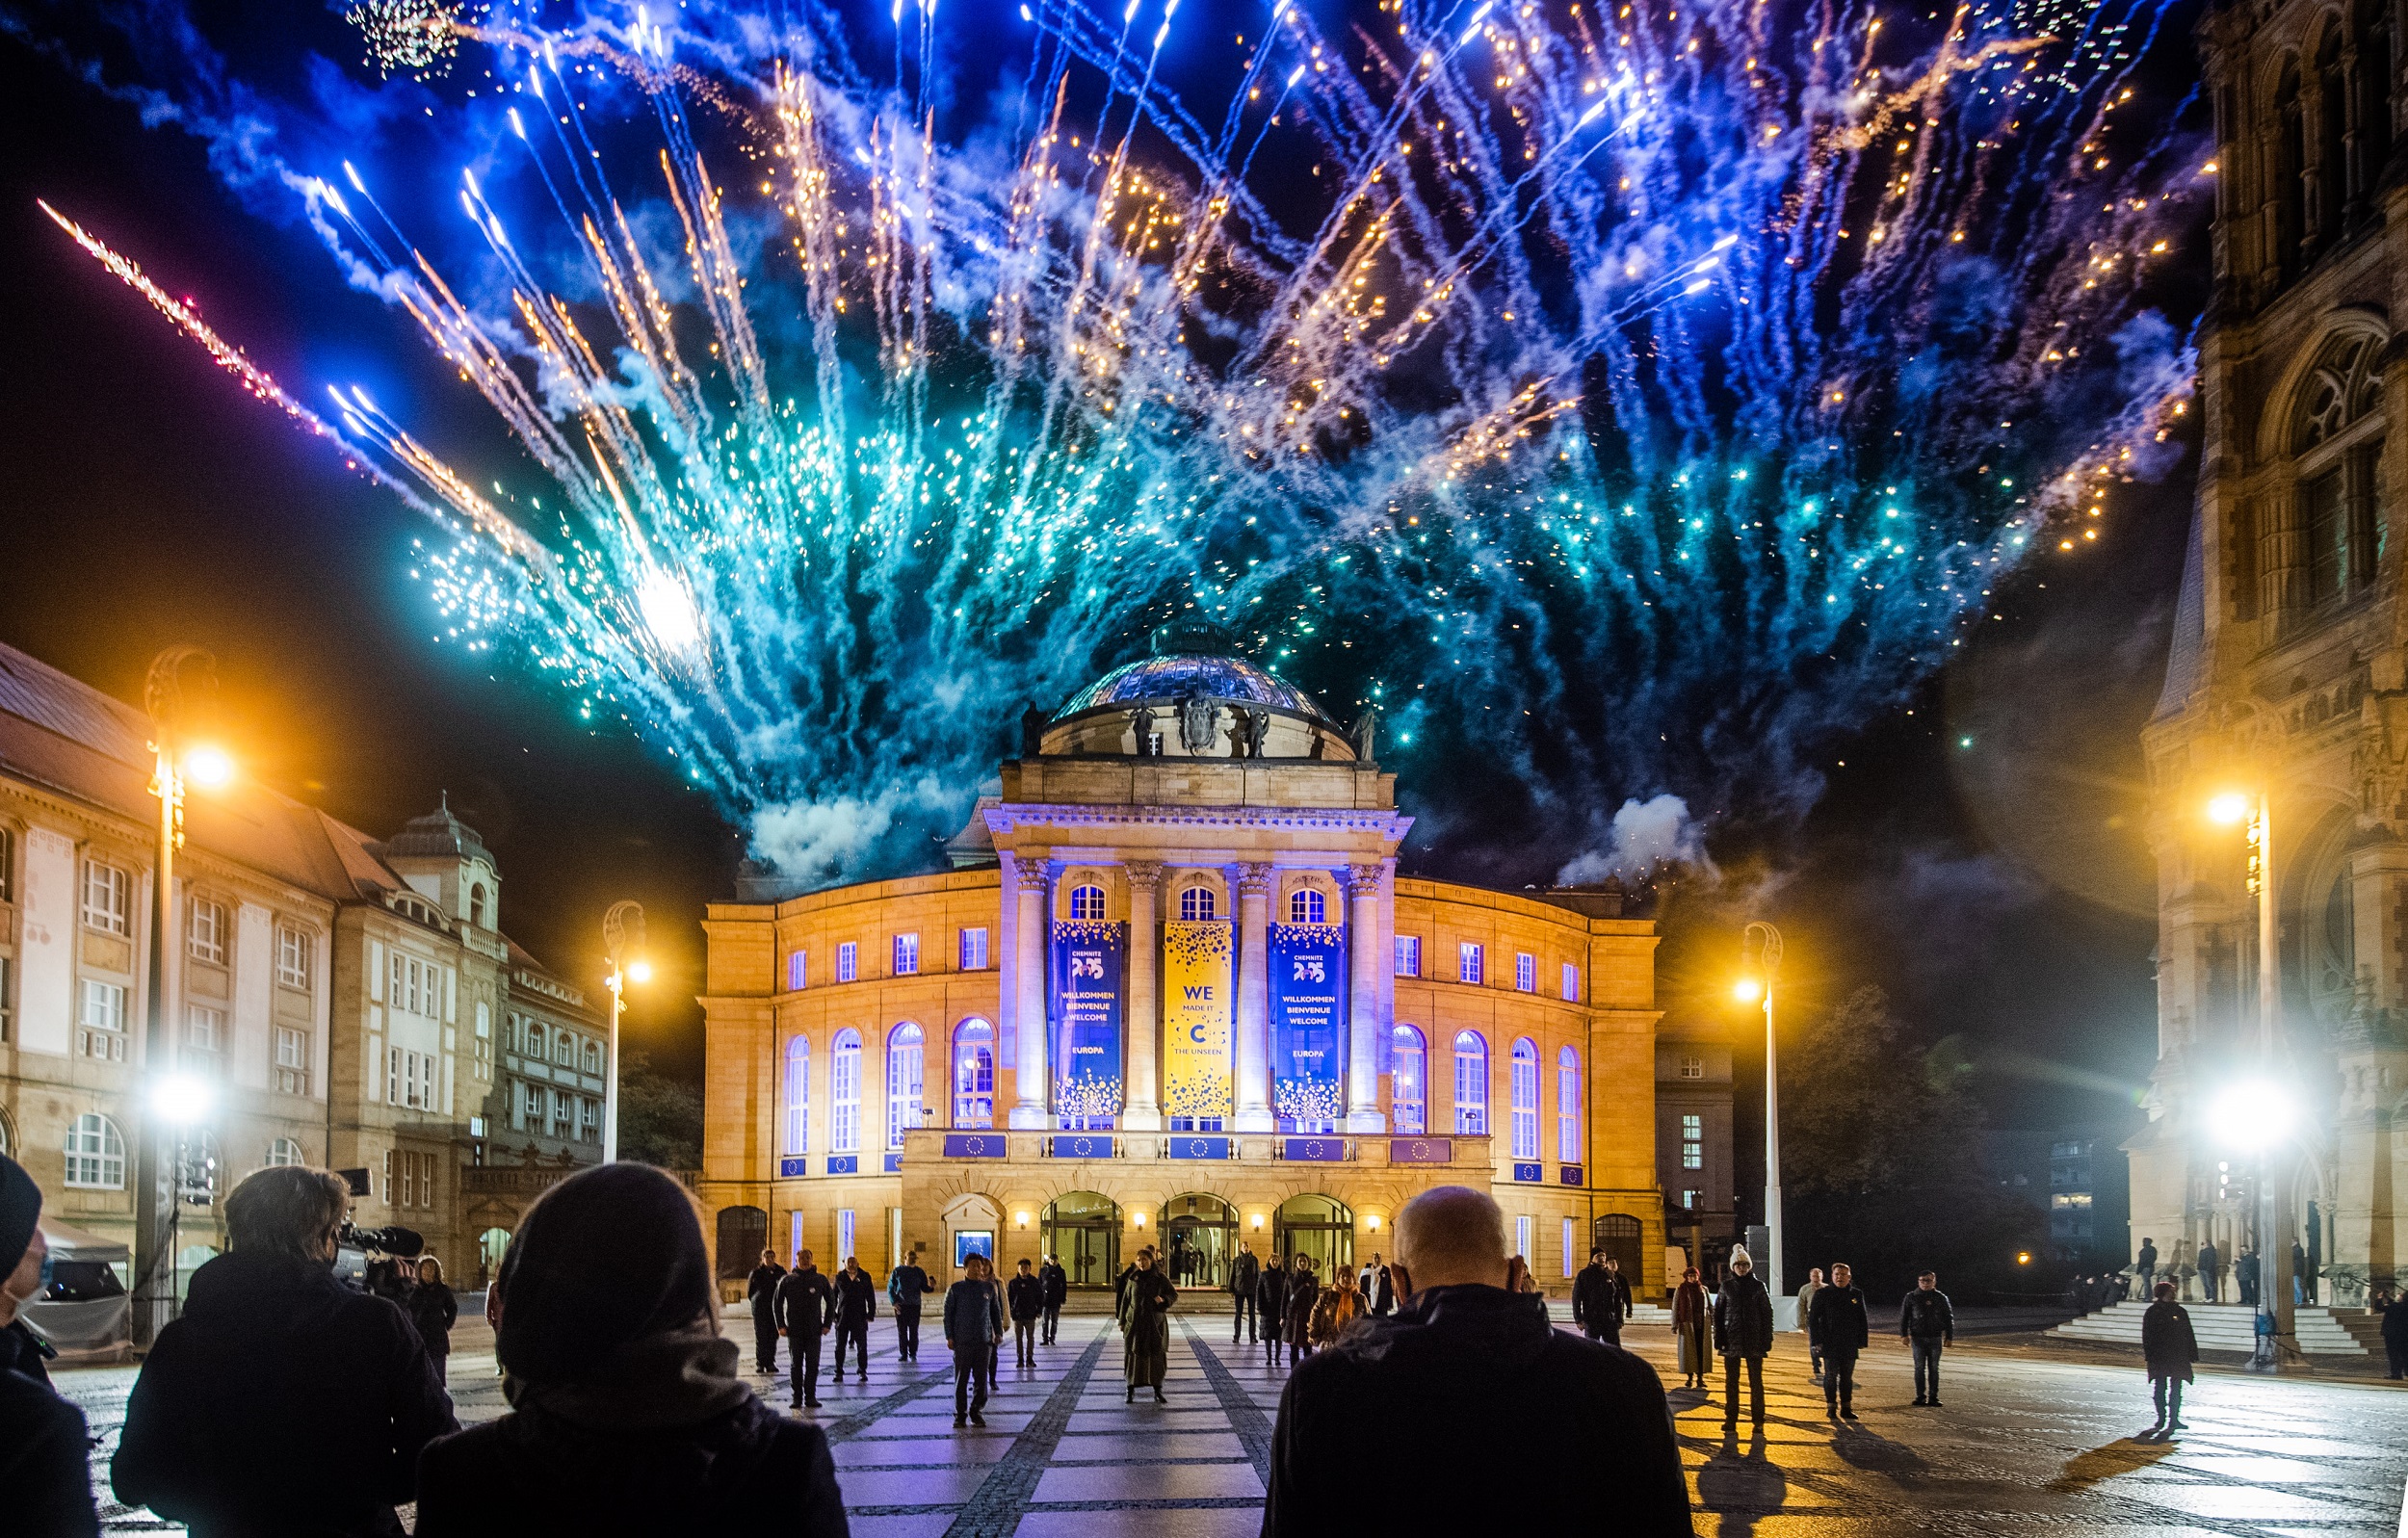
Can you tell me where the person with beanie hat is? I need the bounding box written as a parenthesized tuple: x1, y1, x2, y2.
(413, 1162, 848, 1535)
(1711, 1245, 1775, 1431)
(0, 1153, 100, 1536)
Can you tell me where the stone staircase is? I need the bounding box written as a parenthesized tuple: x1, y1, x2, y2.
(2049, 1301, 2372, 1356)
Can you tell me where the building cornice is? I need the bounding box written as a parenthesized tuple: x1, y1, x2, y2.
(982, 801, 1414, 840)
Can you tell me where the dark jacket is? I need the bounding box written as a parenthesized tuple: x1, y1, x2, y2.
(833, 1268, 878, 1324)
(1231, 1249, 1261, 1296)
(1807, 1284, 1871, 1354)
(773, 1268, 835, 1337)
(746, 1263, 786, 1315)
(2, 1316, 52, 1385)
(414, 1393, 848, 1536)
(113, 1250, 458, 1537)
(943, 1278, 1004, 1349)
(2135, 1243, 2159, 1271)
(1007, 1273, 1046, 1321)
(410, 1282, 460, 1357)
(1713, 1271, 1775, 1358)
(1264, 1285, 1691, 1535)
(1, 1366, 99, 1538)
(1284, 1270, 1320, 1342)
(1371, 1265, 1395, 1312)
(2384, 1295, 2408, 1349)
(1572, 1263, 1631, 1329)
(887, 1264, 931, 1312)
(1039, 1262, 1067, 1307)
(1899, 1288, 1953, 1342)
(2141, 1299, 2200, 1383)
(1256, 1264, 1291, 1316)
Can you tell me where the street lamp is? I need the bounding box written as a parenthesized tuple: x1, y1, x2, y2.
(131, 646, 232, 1349)
(2206, 787, 2293, 1369)
(602, 900, 648, 1164)
(1738, 921, 1786, 1310)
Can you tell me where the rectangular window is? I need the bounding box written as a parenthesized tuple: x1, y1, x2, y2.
(0, 824, 13, 901)
(1561, 1217, 1577, 1278)
(787, 949, 807, 991)
(894, 932, 920, 976)
(389, 954, 444, 1019)
(1394, 935, 1421, 978)
(959, 927, 989, 971)
(836, 942, 858, 983)
(2307, 468, 2348, 603)
(1561, 963, 1581, 1002)
(582, 1099, 600, 1140)
(83, 860, 128, 935)
(1458, 942, 1483, 985)
(0, 954, 11, 1044)
(81, 979, 126, 1031)
(275, 925, 311, 990)
(836, 1209, 856, 1264)
(1514, 1213, 1533, 1265)
(1514, 952, 1535, 992)
(473, 1035, 493, 1082)
(275, 1026, 310, 1096)
(1682, 1189, 1702, 1210)
(184, 1003, 224, 1053)
(1682, 1112, 1704, 1170)
(1680, 1056, 1705, 1081)
(187, 899, 226, 965)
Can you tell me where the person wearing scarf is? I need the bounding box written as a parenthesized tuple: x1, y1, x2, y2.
(1118, 1249, 1176, 1403)
(413, 1163, 848, 1535)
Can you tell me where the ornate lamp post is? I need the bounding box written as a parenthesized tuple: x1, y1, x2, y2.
(601, 900, 650, 1163)
(1736, 922, 1785, 1308)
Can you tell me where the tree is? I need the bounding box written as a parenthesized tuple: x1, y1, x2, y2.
(615, 1049, 703, 1171)
(1782, 986, 2045, 1299)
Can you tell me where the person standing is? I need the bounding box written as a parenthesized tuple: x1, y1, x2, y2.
(2141, 1280, 2199, 1434)
(1369, 1253, 1395, 1316)
(411, 1163, 848, 1537)
(1807, 1262, 1870, 1421)
(1283, 1256, 1321, 1365)
(831, 1257, 877, 1379)
(2381, 1289, 2408, 1379)
(409, 1257, 459, 1382)
(1259, 1186, 1691, 1535)
(1671, 1266, 1712, 1389)
(945, 1255, 1005, 1427)
(746, 1248, 787, 1374)
(1231, 1242, 1262, 1343)
(889, 1249, 934, 1364)
(1258, 1254, 1292, 1366)
(2236, 1248, 2259, 1308)
(1572, 1249, 1614, 1343)
(1795, 1266, 1826, 1385)
(1899, 1270, 1953, 1407)
(773, 1250, 836, 1409)
(1007, 1259, 1045, 1369)
(2134, 1237, 2158, 1294)
(2291, 1239, 2313, 1305)
(1120, 1249, 1177, 1402)
(0, 1153, 99, 1537)
(1311, 1266, 1362, 1352)
(114, 1164, 458, 1536)
(1711, 1244, 1774, 1431)
(2195, 1239, 2220, 1304)
(1038, 1254, 1068, 1345)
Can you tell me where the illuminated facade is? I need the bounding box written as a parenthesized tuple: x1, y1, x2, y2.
(700, 640, 1681, 1296)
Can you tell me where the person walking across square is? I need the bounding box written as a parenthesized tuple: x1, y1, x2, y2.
(773, 1252, 835, 1409)
(1807, 1262, 1870, 1421)
(1231, 1242, 1262, 1343)
(832, 1257, 877, 1379)
(1258, 1254, 1292, 1366)
(944, 1255, 1005, 1427)
(1007, 1259, 1045, 1369)
(888, 1250, 935, 1363)
(1899, 1270, 1953, 1406)
(1038, 1255, 1067, 1344)
(1711, 1245, 1774, 1431)
(2141, 1281, 2199, 1434)
(1795, 1266, 1825, 1385)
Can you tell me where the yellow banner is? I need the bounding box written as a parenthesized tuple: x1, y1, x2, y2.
(1162, 920, 1233, 1121)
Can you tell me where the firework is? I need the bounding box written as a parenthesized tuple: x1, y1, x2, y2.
(346, 0, 461, 80)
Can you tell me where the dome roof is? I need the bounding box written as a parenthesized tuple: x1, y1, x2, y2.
(1057, 652, 1330, 721)
(384, 795, 492, 864)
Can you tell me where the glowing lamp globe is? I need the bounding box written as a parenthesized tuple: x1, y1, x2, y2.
(183, 744, 235, 789)
(2211, 1080, 2296, 1151)
(152, 1073, 216, 1124)
(626, 957, 654, 984)
(1733, 977, 1764, 1004)
(2206, 792, 2252, 826)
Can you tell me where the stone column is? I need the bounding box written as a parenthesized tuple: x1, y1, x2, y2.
(1123, 861, 1165, 1131)
(1345, 863, 1386, 1134)
(1233, 861, 1275, 1133)
(1009, 851, 1053, 1130)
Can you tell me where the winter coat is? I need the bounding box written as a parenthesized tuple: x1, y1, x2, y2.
(943, 1278, 1004, 1350)
(1263, 1284, 1692, 1535)
(113, 1250, 458, 1538)
(1572, 1263, 1624, 1330)
(1284, 1271, 1320, 1343)
(1794, 1280, 1822, 1338)
(746, 1263, 786, 1316)
(1713, 1271, 1776, 1359)
(833, 1268, 878, 1324)
(2136, 1243, 2159, 1272)
(887, 1264, 932, 1312)
(1256, 1265, 1292, 1317)
(1232, 1250, 1261, 1296)
(1899, 1288, 1953, 1342)
(3, 1317, 51, 1386)
(1308, 1287, 1360, 1347)
(1039, 1262, 1068, 1307)
(772, 1268, 835, 1337)
(1007, 1273, 1046, 1321)
(414, 1388, 846, 1536)
(1807, 1284, 1870, 1355)
(1372, 1265, 1395, 1313)
(1, 1367, 98, 1538)
(2383, 1295, 2408, 1349)
(410, 1282, 460, 1358)
(2141, 1299, 2200, 1384)
(2195, 1243, 2219, 1278)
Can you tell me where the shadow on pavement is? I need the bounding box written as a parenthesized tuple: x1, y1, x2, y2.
(2046, 1438, 2174, 1494)
(1828, 1421, 1931, 1481)
(1693, 1426, 1789, 1536)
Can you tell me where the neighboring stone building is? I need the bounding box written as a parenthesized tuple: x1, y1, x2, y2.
(0, 639, 605, 1292)
(700, 636, 1696, 1299)
(2137, 0, 2407, 1310)
(1656, 1007, 1736, 1276)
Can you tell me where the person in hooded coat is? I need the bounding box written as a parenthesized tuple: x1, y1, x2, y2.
(1671, 1266, 1713, 1389)
(1262, 1186, 1689, 1535)
(1119, 1249, 1177, 1401)
(1711, 1244, 1774, 1430)
(413, 1162, 848, 1535)
(0, 1153, 99, 1537)
(114, 1165, 457, 1537)
(2140, 1280, 2200, 1435)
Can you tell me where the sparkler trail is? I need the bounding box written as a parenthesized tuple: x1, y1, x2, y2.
(22, 0, 2202, 883)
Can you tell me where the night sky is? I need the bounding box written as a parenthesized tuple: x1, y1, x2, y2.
(0, 23, 2193, 1181)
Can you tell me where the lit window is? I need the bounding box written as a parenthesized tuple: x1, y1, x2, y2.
(887, 1023, 926, 1149)
(1290, 888, 1325, 925)
(894, 933, 920, 976)
(1180, 886, 1217, 921)
(275, 925, 311, 990)
(1561, 962, 1580, 1002)
(64, 1112, 125, 1188)
(959, 928, 989, 970)
(1514, 952, 1535, 993)
(1070, 885, 1107, 921)
(83, 860, 128, 936)
(184, 1004, 224, 1055)
(1682, 1112, 1704, 1170)
(1682, 1189, 1702, 1210)
(275, 1027, 311, 1096)
(1561, 1216, 1578, 1277)
(836, 943, 857, 983)
(1394, 935, 1421, 977)
(81, 980, 126, 1032)
(836, 1208, 856, 1264)
(1680, 1056, 1704, 1081)
(0, 955, 13, 1045)
(1391, 1025, 1426, 1134)
(831, 1029, 862, 1152)
(1458, 943, 1484, 985)
(1509, 1039, 1539, 1159)
(266, 1136, 303, 1167)
(1557, 1046, 1582, 1161)
(1515, 1213, 1533, 1264)
(1453, 1030, 1489, 1134)
(783, 1035, 810, 1156)
(187, 899, 226, 965)
(787, 950, 808, 991)
(954, 1020, 996, 1128)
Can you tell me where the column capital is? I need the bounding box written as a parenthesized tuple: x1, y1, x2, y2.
(1124, 860, 1165, 894)
(1014, 852, 1054, 892)
(1345, 862, 1384, 895)
(1235, 861, 1275, 898)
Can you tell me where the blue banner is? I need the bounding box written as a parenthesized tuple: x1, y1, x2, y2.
(1388, 1137, 1454, 1164)
(1051, 920, 1126, 1121)
(1283, 1136, 1347, 1162)
(777, 1156, 808, 1178)
(942, 1133, 1009, 1160)
(882, 1153, 904, 1174)
(825, 1155, 858, 1175)
(1558, 1164, 1585, 1186)
(1167, 1135, 1232, 1160)
(1050, 1133, 1114, 1160)
(1511, 1161, 1543, 1184)
(1269, 923, 1346, 1128)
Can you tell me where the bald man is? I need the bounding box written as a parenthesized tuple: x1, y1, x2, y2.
(1260, 1186, 1691, 1535)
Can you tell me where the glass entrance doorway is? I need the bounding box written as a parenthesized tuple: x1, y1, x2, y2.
(1158, 1193, 1238, 1290)
(1042, 1191, 1122, 1290)
(1273, 1193, 1353, 1282)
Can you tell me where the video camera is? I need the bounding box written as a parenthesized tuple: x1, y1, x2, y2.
(339, 1222, 425, 1257)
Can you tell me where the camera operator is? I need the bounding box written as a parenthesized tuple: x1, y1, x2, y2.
(114, 1165, 458, 1536)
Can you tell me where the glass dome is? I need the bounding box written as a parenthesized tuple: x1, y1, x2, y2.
(1057, 653, 1331, 721)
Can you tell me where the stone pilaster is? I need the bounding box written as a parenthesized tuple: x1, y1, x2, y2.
(1123, 861, 1165, 1131)
(1233, 861, 1274, 1133)
(1345, 862, 1386, 1134)
(1008, 851, 1054, 1129)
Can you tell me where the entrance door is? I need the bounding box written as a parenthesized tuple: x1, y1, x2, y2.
(1041, 1191, 1122, 1290)
(1273, 1193, 1354, 1283)
(1159, 1193, 1238, 1290)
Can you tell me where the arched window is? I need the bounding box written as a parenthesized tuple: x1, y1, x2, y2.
(831, 1029, 862, 1153)
(266, 1136, 304, 1167)
(1509, 1038, 1540, 1159)
(469, 883, 487, 928)
(1453, 1031, 1489, 1134)
(1289, 888, 1325, 925)
(887, 1024, 926, 1149)
(954, 1020, 996, 1129)
(1557, 1047, 1582, 1162)
(65, 1112, 125, 1188)
(0, 1108, 12, 1159)
(782, 1035, 810, 1156)
(1069, 884, 1107, 921)
(1391, 1026, 1426, 1134)
(1179, 885, 1217, 921)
